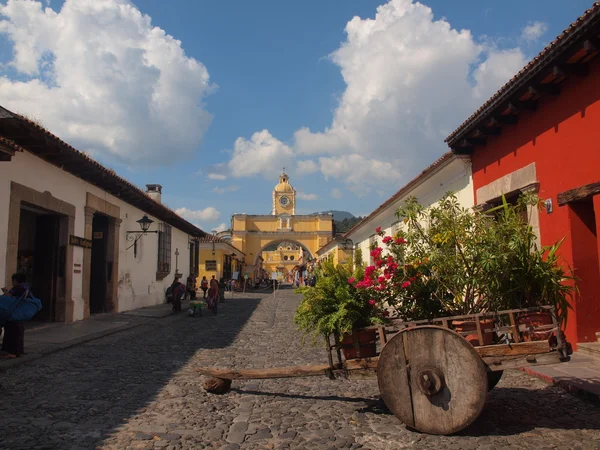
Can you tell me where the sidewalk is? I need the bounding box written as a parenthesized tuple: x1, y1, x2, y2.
(521, 351, 600, 403)
(0, 301, 175, 370)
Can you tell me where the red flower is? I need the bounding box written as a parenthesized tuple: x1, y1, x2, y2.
(383, 310, 390, 317)
(356, 279, 373, 288)
(401, 281, 412, 289)
(369, 299, 376, 306)
(382, 236, 393, 244)
(370, 247, 383, 258)
(365, 266, 376, 278)
(378, 276, 386, 284)
(348, 277, 356, 284)
(395, 237, 407, 245)
(409, 277, 416, 282)
(376, 226, 382, 233)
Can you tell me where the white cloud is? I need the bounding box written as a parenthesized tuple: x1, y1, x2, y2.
(216, 0, 528, 193)
(521, 21, 548, 42)
(213, 222, 228, 233)
(295, 159, 319, 175)
(0, 0, 214, 165)
(331, 188, 343, 199)
(212, 185, 239, 194)
(297, 192, 318, 201)
(228, 129, 294, 178)
(208, 173, 227, 181)
(287, 0, 526, 189)
(319, 154, 402, 188)
(175, 207, 220, 222)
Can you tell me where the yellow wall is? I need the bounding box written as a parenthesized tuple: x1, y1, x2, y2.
(230, 214, 334, 279)
(198, 248, 232, 282)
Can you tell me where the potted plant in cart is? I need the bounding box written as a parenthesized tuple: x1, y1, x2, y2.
(392, 194, 499, 345)
(481, 193, 576, 341)
(294, 259, 386, 359)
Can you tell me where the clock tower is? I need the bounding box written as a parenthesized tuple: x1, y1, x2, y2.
(272, 169, 296, 215)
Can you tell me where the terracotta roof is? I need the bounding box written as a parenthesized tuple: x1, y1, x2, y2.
(0, 105, 206, 237)
(343, 152, 457, 238)
(446, 2, 600, 146)
(0, 136, 25, 153)
(197, 235, 244, 255)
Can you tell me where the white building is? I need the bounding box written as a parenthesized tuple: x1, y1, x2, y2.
(0, 106, 205, 323)
(345, 152, 474, 266)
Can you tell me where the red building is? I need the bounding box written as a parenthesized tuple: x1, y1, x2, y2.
(445, 3, 600, 350)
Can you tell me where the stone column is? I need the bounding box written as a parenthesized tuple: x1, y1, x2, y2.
(82, 206, 95, 319)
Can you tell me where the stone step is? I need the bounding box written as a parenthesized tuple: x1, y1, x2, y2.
(577, 342, 600, 359)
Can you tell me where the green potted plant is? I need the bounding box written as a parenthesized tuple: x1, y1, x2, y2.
(395, 194, 498, 345)
(294, 259, 385, 359)
(481, 193, 576, 340)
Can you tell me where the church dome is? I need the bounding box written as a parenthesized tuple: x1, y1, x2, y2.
(275, 170, 294, 192)
(275, 181, 294, 192)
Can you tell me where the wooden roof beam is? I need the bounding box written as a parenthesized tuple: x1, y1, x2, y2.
(493, 115, 518, 125)
(553, 63, 589, 78)
(558, 181, 600, 206)
(508, 99, 537, 113)
(528, 84, 561, 96)
(480, 126, 501, 136)
(584, 37, 600, 54)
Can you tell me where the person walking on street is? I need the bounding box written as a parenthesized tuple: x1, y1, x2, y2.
(219, 278, 226, 304)
(200, 276, 208, 299)
(207, 276, 219, 315)
(186, 275, 196, 300)
(170, 277, 185, 313)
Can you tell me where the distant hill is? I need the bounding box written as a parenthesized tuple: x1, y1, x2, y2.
(312, 210, 363, 234)
(317, 210, 356, 221)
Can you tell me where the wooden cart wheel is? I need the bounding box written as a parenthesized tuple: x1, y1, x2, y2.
(377, 326, 488, 435)
(487, 370, 503, 391)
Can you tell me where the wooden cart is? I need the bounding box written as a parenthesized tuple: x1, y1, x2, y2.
(198, 305, 570, 435)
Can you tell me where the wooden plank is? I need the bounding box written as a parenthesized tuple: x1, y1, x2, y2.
(345, 357, 379, 371)
(197, 357, 380, 380)
(475, 340, 550, 357)
(377, 331, 414, 428)
(557, 181, 600, 205)
(197, 363, 338, 380)
(509, 312, 521, 343)
(483, 351, 564, 371)
(475, 316, 485, 346)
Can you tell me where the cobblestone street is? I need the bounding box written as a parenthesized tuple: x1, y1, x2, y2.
(1, 288, 600, 449)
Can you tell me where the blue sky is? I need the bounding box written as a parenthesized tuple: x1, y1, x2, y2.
(0, 0, 594, 231)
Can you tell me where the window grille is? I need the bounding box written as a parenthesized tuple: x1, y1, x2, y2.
(157, 223, 172, 275)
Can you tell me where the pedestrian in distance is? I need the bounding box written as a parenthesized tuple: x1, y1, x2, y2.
(170, 276, 186, 313)
(200, 276, 209, 299)
(207, 276, 219, 315)
(0, 273, 42, 359)
(186, 275, 196, 301)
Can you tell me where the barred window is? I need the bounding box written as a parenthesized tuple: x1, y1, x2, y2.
(157, 223, 172, 275)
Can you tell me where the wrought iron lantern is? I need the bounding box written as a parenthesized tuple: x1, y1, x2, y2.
(126, 215, 158, 257)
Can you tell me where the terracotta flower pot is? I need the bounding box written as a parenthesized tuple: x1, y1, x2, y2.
(518, 311, 554, 342)
(341, 328, 378, 360)
(452, 319, 496, 346)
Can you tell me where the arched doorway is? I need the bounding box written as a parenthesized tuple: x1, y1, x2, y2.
(254, 240, 314, 284)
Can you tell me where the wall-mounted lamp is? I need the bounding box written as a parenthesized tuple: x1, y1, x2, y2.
(340, 238, 354, 250)
(126, 215, 158, 257)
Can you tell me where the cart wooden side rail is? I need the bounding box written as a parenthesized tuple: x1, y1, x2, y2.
(198, 306, 570, 435)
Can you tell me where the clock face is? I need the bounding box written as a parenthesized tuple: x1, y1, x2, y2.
(279, 196, 290, 207)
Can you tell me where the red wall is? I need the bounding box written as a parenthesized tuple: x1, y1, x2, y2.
(470, 57, 600, 347)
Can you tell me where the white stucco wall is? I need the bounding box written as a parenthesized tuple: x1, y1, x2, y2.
(348, 156, 474, 266)
(0, 150, 193, 320)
